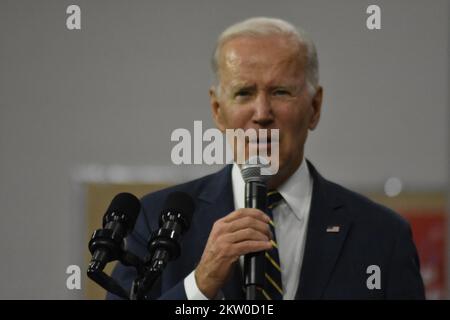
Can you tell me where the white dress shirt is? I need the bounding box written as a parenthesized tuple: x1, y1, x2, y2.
(184, 158, 313, 299)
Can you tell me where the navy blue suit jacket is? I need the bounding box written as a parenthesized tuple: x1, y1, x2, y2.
(108, 161, 425, 299)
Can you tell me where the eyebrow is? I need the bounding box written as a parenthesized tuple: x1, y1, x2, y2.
(230, 83, 256, 92)
(269, 84, 296, 90)
(227, 81, 302, 93)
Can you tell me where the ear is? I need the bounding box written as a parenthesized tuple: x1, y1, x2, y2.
(209, 86, 226, 132)
(308, 86, 323, 130)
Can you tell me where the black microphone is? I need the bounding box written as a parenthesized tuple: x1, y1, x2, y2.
(146, 191, 195, 269)
(88, 192, 141, 272)
(133, 191, 195, 299)
(241, 158, 268, 300)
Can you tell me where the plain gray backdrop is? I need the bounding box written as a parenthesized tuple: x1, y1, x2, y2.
(0, 0, 448, 299)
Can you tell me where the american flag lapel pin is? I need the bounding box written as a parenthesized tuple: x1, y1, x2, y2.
(326, 225, 340, 233)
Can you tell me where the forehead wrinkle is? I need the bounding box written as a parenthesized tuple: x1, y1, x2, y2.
(218, 36, 307, 89)
(224, 56, 305, 91)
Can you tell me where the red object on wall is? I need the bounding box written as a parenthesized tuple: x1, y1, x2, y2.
(403, 211, 447, 299)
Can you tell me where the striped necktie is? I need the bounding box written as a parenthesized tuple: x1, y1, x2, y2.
(262, 190, 284, 300)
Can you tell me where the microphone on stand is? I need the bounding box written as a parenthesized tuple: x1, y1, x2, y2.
(87, 192, 142, 299)
(132, 191, 195, 299)
(88, 192, 141, 272)
(146, 191, 195, 270)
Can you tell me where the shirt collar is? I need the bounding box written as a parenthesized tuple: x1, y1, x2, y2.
(231, 158, 313, 221)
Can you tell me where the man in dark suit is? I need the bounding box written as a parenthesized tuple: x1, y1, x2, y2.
(108, 17, 425, 300)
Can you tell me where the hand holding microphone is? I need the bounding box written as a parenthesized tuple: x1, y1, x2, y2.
(195, 208, 272, 299)
(195, 158, 272, 299)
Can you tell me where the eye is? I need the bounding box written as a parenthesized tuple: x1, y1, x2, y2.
(273, 89, 291, 96)
(235, 90, 251, 97)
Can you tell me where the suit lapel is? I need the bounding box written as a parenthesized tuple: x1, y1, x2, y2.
(195, 165, 235, 242)
(191, 165, 245, 299)
(296, 161, 352, 299)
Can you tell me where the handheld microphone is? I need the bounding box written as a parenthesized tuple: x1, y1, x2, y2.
(88, 192, 141, 271)
(241, 157, 269, 300)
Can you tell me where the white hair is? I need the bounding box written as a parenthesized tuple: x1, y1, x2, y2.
(211, 17, 319, 95)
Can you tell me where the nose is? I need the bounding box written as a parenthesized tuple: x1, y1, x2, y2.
(252, 92, 274, 127)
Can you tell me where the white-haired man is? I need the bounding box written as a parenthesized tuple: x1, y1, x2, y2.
(109, 17, 425, 300)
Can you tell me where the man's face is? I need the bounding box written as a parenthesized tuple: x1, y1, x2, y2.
(210, 35, 322, 188)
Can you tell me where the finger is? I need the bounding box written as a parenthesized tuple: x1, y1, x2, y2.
(226, 217, 272, 239)
(229, 240, 273, 256)
(222, 208, 270, 224)
(222, 227, 270, 244)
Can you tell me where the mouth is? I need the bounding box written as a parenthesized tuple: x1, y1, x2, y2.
(248, 137, 277, 145)
(247, 138, 279, 155)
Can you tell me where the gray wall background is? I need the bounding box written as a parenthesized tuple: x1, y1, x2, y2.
(0, 0, 448, 299)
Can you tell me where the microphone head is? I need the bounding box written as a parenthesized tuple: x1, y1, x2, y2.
(160, 191, 195, 229)
(103, 192, 141, 234)
(241, 156, 270, 183)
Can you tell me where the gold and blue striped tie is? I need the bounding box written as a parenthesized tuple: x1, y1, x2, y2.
(262, 190, 284, 300)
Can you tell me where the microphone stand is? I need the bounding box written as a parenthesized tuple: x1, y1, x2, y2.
(87, 242, 145, 300)
(87, 235, 170, 300)
(88, 218, 188, 300)
(129, 251, 168, 300)
(88, 192, 194, 300)
(130, 224, 180, 300)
